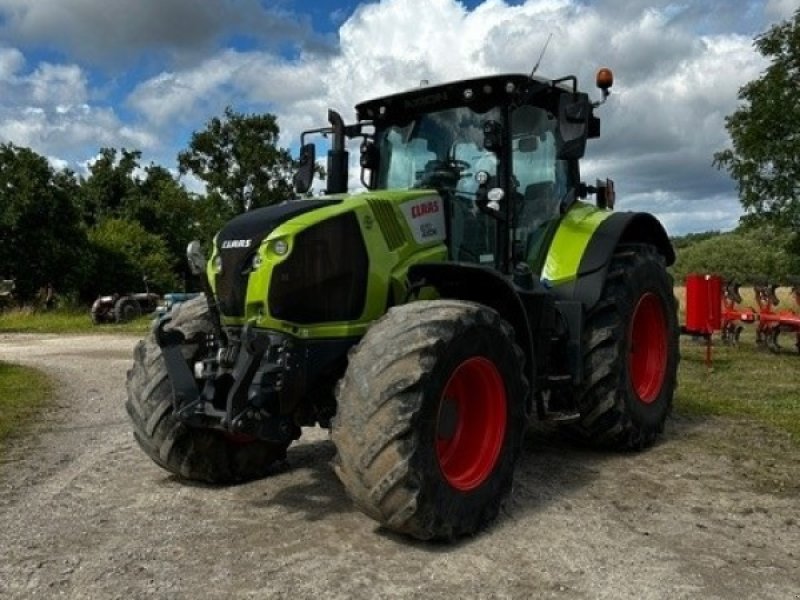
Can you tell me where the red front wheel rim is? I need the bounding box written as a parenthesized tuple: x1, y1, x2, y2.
(628, 292, 668, 404)
(436, 356, 507, 492)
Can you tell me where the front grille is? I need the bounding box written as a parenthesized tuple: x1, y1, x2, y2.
(214, 200, 340, 317)
(215, 251, 253, 317)
(269, 213, 368, 324)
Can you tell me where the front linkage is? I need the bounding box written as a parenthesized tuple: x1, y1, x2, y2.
(154, 320, 302, 445)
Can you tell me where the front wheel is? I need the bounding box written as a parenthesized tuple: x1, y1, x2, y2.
(567, 245, 679, 450)
(331, 300, 528, 540)
(125, 296, 289, 483)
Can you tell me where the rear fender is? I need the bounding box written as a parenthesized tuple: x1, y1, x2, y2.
(546, 208, 674, 310)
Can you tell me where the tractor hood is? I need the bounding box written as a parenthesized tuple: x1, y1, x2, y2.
(210, 189, 449, 328)
(214, 199, 341, 316)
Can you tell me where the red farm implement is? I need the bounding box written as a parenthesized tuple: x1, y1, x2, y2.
(682, 274, 722, 367)
(720, 281, 757, 345)
(682, 274, 800, 364)
(754, 283, 800, 354)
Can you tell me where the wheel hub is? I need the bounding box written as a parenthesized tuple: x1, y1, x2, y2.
(436, 356, 507, 492)
(628, 292, 668, 404)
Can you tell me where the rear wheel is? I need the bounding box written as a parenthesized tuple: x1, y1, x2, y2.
(567, 245, 678, 450)
(332, 300, 528, 540)
(125, 296, 289, 483)
(115, 296, 141, 323)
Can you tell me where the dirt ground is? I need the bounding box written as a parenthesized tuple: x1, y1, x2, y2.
(0, 332, 798, 599)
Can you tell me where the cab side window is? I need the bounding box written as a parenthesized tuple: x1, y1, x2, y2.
(510, 104, 571, 266)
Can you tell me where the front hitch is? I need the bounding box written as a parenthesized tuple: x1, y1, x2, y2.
(156, 318, 301, 444)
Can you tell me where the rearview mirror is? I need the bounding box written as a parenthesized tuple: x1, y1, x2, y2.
(186, 241, 206, 276)
(595, 178, 615, 210)
(293, 143, 316, 194)
(557, 94, 589, 160)
(360, 140, 379, 170)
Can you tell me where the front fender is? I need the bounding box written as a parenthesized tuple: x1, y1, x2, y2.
(407, 262, 535, 413)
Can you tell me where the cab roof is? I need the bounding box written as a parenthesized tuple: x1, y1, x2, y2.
(355, 73, 580, 123)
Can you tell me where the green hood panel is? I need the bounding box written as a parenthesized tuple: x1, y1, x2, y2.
(210, 190, 448, 337)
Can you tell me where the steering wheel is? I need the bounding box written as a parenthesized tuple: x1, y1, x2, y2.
(416, 159, 472, 189)
(425, 159, 471, 174)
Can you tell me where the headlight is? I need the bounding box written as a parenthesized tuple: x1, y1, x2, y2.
(272, 239, 289, 256)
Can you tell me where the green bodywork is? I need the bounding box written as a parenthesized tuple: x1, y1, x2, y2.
(541, 201, 613, 285)
(207, 193, 610, 341)
(208, 190, 447, 339)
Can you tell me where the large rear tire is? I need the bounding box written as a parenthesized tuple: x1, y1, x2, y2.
(568, 245, 679, 450)
(331, 300, 528, 540)
(125, 296, 289, 483)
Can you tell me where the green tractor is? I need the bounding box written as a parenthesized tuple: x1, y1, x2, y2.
(126, 67, 679, 540)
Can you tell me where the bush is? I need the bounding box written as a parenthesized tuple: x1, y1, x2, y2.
(86, 218, 177, 296)
(671, 225, 794, 283)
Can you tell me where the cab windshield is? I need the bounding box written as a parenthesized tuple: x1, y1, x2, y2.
(375, 106, 500, 193)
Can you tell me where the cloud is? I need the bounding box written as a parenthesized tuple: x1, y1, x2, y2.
(765, 0, 800, 21)
(2, 0, 790, 234)
(0, 50, 156, 165)
(120, 0, 776, 234)
(127, 50, 323, 127)
(0, 0, 332, 66)
(583, 33, 766, 187)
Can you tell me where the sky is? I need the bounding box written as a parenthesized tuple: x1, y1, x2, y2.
(0, 0, 798, 235)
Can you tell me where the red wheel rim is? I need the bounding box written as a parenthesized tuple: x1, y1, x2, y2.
(628, 292, 668, 404)
(436, 356, 507, 491)
(223, 431, 256, 446)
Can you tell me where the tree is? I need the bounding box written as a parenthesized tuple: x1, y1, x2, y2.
(671, 225, 795, 283)
(87, 218, 177, 296)
(80, 150, 208, 288)
(0, 143, 90, 302)
(124, 164, 202, 283)
(80, 147, 142, 225)
(714, 10, 800, 233)
(177, 107, 297, 213)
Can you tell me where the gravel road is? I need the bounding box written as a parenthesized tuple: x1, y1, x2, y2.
(1, 332, 798, 599)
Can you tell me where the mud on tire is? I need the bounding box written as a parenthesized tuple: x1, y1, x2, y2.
(567, 244, 679, 450)
(125, 295, 288, 483)
(331, 299, 528, 540)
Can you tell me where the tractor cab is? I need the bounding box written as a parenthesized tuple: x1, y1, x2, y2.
(297, 71, 614, 276)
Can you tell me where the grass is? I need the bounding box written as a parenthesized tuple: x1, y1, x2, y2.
(0, 361, 52, 450)
(674, 286, 800, 445)
(0, 306, 151, 334)
(675, 332, 800, 443)
(0, 289, 798, 449)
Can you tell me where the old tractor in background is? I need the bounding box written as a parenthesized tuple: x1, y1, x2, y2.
(126, 67, 679, 540)
(91, 292, 160, 324)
